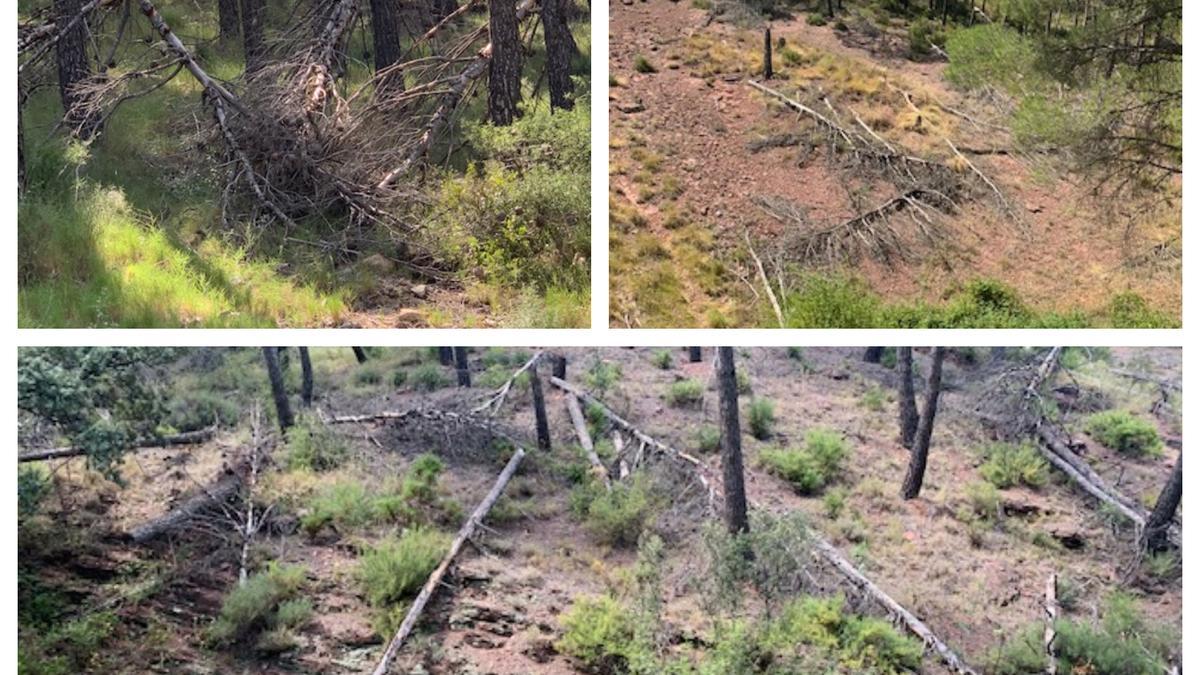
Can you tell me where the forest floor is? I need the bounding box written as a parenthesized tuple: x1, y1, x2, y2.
(608, 0, 1182, 327)
(18, 347, 1182, 673)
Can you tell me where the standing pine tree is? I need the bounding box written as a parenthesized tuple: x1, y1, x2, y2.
(369, 0, 405, 94)
(298, 347, 314, 408)
(901, 347, 945, 499)
(1142, 455, 1182, 552)
(542, 0, 575, 110)
(218, 0, 240, 43)
(240, 0, 266, 72)
(262, 348, 294, 432)
(487, 0, 522, 125)
(717, 347, 749, 534)
(897, 347, 918, 449)
(55, 0, 99, 139)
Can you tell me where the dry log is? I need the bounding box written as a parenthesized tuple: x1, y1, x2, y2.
(1044, 572, 1058, 675)
(128, 470, 242, 543)
(327, 409, 419, 424)
(371, 447, 526, 674)
(745, 231, 784, 327)
(18, 427, 216, 463)
(472, 351, 543, 415)
(945, 137, 1016, 220)
(136, 0, 245, 115)
(565, 395, 610, 490)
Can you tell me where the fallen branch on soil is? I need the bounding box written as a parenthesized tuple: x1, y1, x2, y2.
(564, 395, 611, 490)
(745, 231, 784, 327)
(18, 427, 216, 463)
(371, 446, 526, 675)
(1045, 572, 1058, 674)
(472, 351, 544, 415)
(128, 469, 243, 544)
(945, 137, 1019, 224)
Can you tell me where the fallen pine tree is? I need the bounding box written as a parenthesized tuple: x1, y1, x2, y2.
(17, 427, 216, 463)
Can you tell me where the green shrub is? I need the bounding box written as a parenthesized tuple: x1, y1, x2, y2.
(747, 398, 775, 439)
(806, 12, 828, 25)
(861, 385, 885, 412)
(272, 598, 312, 629)
(1085, 410, 1163, 456)
(410, 363, 449, 391)
(164, 391, 239, 431)
(358, 527, 449, 607)
(301, 483, 376, 534)
(666, 379, 704, 407)
(391, 369, 408, 387)
(736, 370, 752, 395)
(18, 466, 51, 518)
(286, 416, 348, 472)
(907, 18, 945, 57)
(979, 442, 1049, 489)
(634, 55, 656, 73)
(651, 350, 674, 370)
(823, 487, 848, 519)
(1107, 293, 1174, 328)
(760, 429, 847, 495)
(695, 425, 721, 453)
(208, 563, 307, 645)
(964, 480, 1000, 520)
(585, 360, 623, 393)
(575, 477, 654, 547)
(781, 274, 881, 328)
(758, 596, 922, 674)
(945, 25, 1040, 94)
(558, 595, 635, 671)
(354, 367, 383, 386)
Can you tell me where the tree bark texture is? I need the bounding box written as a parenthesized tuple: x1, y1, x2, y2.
(369, 0, 405, 93)
(1142, 454, 1182, 551)
(262, 347, 294, 431)
(530, 363, 552, 451)
(218, 0, 240, 42)
(239, 0, 265, 72)
(688, 347, 702, 363)
(717, 347, 749, 534)
(55, 0, 99, 138)
(901, 346, 944, 498)
(299, 347, 314, 407)
(352, 347, 369, 363)
(454, 347, 471, 387)
(487, 0, 522, 125)
(897, 347, 919, 449)
(542, 0, 575, 109)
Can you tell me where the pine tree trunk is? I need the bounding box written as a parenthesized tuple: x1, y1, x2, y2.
(438, 347, 455, 366)
(55, 0, 99, 139)
(762, 26, 773, 79)
(454, 347, 471, 387)
(717, 347, 749, 534)
(432, 0, 459, 20)
(262, 347, 294, 431)
(487, 0, 522, 126)
(542, 0, 575, 110)
(369, 0, 405, 94)
(552, 353, 567, 379)
(352, 347, 369, 363)
(897, 347, 919, 449)
(240, 0, 265, 72)
(18, 97, 26, 194)
(218, 0, 240, 42)
(299, 347, 314, 407)
(688, 347, 702, 363)
(530, 363, 551, 451)
(1142, 455, 1181, 551)
(864, 347, 885, 363)
(901, 347, 944, 499)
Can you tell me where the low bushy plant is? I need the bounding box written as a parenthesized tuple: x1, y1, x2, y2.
(286, 415, 348, 472)
(979, 442, 1049, 489)
(666, 379, 704, 407)
(760, 428, 847, 495)
(208, 563, 307, 646)
(410, 362, 449, 391)
(695, 425, 721, 453)
(358, 527, 449, 607)
(558, 595, 635, 671)
(574, 477, 654, 547)
(651, 350, 674, 370)
(747, 398, 775, 440)
(1085, 410, 1163, 456)
(164, 391, 239, 431)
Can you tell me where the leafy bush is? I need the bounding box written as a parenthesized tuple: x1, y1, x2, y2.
(18, 466, 51, 518)
(354, 367, 383, 386)
(806, 12, 827, 25)
(302, 455, 457, 534)
(651, 350, 674, 370)
(20, 610, 118, 674)
(301, 483, 377, 534)
(945, 25, 1040, 94)
(410, 363, 449, 391)
(574, 477, 654, 547)
(286, 415, 348, 472)
(736, 370, 752, 395)
(208, 563, 307, 646)
(1085, 410, 1163, 456)
(823, 487, 848, 519)
(861, 385, 885, 412)
(358, 527, 449, 607)
(695, 425, 721, 453)
(781, 274, 881, 328)
(391, 369, 408, 387)
(585, 359, 622, 393)
(558, 595, 635, 671)
(747, 398, 775, 439)
(760, 428, 848, 495)
(164, 392, 239, 431)
(907, 18, 945, 57)
(666, 379, 704, 407)
(979, 442, 1049, 489)
(964, 480, 1000, 520)
(758, 596, 923, 674)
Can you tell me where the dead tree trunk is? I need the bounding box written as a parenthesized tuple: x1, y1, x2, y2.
(688, 347, 703, 363)
(552, 353, 567, 379)
(542, 0, 575, 110)
(239, 0, 265, 72)
(238, 407, 268, 585)
(530, 363, 551, 451)
(1142, 455, 1182, 552)
(717, 347, 749, 534)
(262, 347, 294, 431)
(129, 470, 242, 543)
(18, 428, 215, 463)
(864, 347, 885, 363)
(55, 0, 100, 139)
(299, 347, 314, 407)
(438, 347, 455, 366)
(565, 395, 609, 489)
(454, 347, 471, 387)
(218, 0, 240, 42)
(897, 347, 918, 449)
(352, 347, 369, 363)
(901, 346, 945, 499)
(369, 0, 405, 94)
(487, 0, 522, 125)
(762, 26, 773, 79)
(371, 447, 526, 674)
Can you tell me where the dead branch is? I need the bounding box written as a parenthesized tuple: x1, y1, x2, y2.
(238, 406, 272, 585)
(472, 351, 544, 416)
(371, 446, 526, 675)
(565, 395, 610, 490)
(1045, 572, 1058, 675)
(128, 469, 242, 543)
(945, 137, 1019, 222)
(745, 231, 784, 327)
(18, 427, 216, 463)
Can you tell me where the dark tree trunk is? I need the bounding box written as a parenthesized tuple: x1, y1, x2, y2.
(688, 347, 702, 363)
(717, 347, 749, 535)
(18, 98, 26, 195)
(530, 363, 551, 451)
(369, 0, 405, 94)
(454, 347, 471, 387)
(219, 0, 240, 42)
(487, 0, 522, 126)
(762, 26, 773, 79)
(941, 0, 949, 26)
(1142, 455, 1181, 552)
(299, 347, 314, 407)
(352, 347, 369, 363)
(826, 0, 835, 16)
(897, 347, 919, 449)
(552, 353, 567, 379)
(863, 347, 885, 363)
(542, 0, 575, 110)
(438, 347, 455, 366)
(432, 0, 458, 20)
(901, 347, 944, 499)
(55, 0, 99, 139)
(240, 0, 266, 72)
(262, 347, 294, 431)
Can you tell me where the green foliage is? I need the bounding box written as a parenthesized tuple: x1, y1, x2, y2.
(410, 362, 450, 391)
(19, 610, 118, 675)
(823, 487, 848, 519)
(164, 391, 239, 432)
(358, 527, 449, 608)
(860, 385, 885, 412)
(207, 563, 307, 646)
(573, 476, 654, 547)
(354, 367, 383, 386)
(979, 442, 1049, 489)
(964, 480, 1001, 520)
(760, 429, 848, 495)
(18, 466, 51, 519)
(585, 359, 623, 393)
(1106, 293, 1174, 328)
(651, 350, 674, 370)
(302, 483, 376, 534)
(301, 454, 456, 534)
(806, 12, 828, 26)
(558, 594, 635, 671)
(695, 425, 721, 453)
(946, 25, 1041, 93)
(1085, 410, 1163, 456)
(391, 369, 408, 387)
(781, 274, 881, 328)
(666, 379, 705, 407)
(757, 595, 923, 674)
(747, 398, 775, 440)
(907, 18, 945, 57)
(634, 55, 657, 73)
(286, 416, 349, 472)
(1144, 551, 1180, 580)
(736, 370, 752, 395)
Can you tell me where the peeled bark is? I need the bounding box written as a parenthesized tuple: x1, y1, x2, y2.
(717, 347, 749, 535)
(239, 0, 265, 72)
(901, 346, 944, 499)
(454, 347, 471, 387)
(1142, 455, 1182, 552)
(530, 363, 552, 451)
(369, 0, 405, 93)
(487, 0, 522, 126)
(262, 347, 294, 431)
(897, 347, 918, 449)
(218, 0, 240, 42)
(299, 347, 314, 407)
(55, 0, 100, 139)
(542, 0, 575, 110)
(1045, 573, 1058, 675)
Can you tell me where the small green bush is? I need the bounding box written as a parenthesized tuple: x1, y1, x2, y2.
(354, 367, 383, 386)
(759, 596, 923, 674)
(979, 442, 1049, 489)
(1085, 410, 1163, 456)
(747, 398, 775, 439)
(964, 480, 1000, 520)
(736, 370, 752, 395)
(410, 363, 449, 391)
(651, 350, 674, 370)
(760, 428, 847, 495)
(666, 379, 704, 407)
(208, 563, 307, 645)
(907, 18, 945, 57)
(633, 55, 656, 73)
(301, 483, 376, 534)
(358, 527, 449, 607)
(585, 360, 622, 393)
(575, 477, 654, 547)
(861, 385, 885, 412)
(391, 369, 408, 387)
(18, 465, 51, 518)
(286, 416, 348, 472)
(558, 595, 635, 671)
(695, 425, 721, 453)
(164, 392, 239, 431)
(823, 487, 848, 519)
(806, 12, 828, 26)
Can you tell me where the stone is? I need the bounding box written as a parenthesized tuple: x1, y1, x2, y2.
(395, 308, 426, 327)
(411, 283, 428, 298)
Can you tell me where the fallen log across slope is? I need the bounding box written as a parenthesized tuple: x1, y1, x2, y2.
(127, 470, 242, 544)
(371, 447, 526, 675)
(18, 427, 216, 463)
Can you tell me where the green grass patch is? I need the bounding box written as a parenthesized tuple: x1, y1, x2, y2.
(1085, 410, 1163, 457)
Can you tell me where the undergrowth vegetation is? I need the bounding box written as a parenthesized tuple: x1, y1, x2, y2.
(760, 428, 849, 495)
(1085, 410, 1163, 457)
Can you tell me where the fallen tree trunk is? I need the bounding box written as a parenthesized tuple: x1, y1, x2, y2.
(327, 409, 419, 424)
(472, 351, 543, 415)
(128, 470, 242, 543)
(565, 395, 610, 490)
(18, 427, 216, 463)
(372, 446, 526, 675)
(1044, 572, 1058, 675)
(136, 0, 246, 115)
